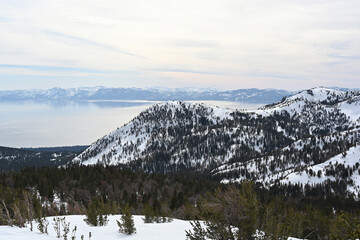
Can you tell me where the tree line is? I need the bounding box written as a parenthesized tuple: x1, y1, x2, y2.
(1, 165, 360, 239)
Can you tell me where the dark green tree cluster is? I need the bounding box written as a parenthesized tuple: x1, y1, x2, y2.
(0, 165, 216, 223)
(84, 197, 116, 226)
(186, 181, 259, 240)
(330, 212, 360, 239)
(187, 181, 360, 240)
(142, 202, 172, 223)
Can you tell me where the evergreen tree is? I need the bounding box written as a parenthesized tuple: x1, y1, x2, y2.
(117, 204, 136, 235)
(186, 220, 206, 240)
(142, 203, 155, 223)
(187, 182, 259, 240)
(330, 212, 360, 239)
(84, 197, 109, 226)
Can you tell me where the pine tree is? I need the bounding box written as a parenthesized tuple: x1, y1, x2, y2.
(330, 212, 360, 239)
(117, 204, 136, 235)
(186, 182, 259, 240)
(84, 197, 109, 226)
(142, 203, 155, 223)
(185, 220, 206, 240)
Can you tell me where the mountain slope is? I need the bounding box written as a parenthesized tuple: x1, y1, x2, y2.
(213, 127, 360, 184)
(280, 145, 360, 196)
(73, 99, 299, 170)
(73, 101, 241, 169)
(73, 87, 360, 185)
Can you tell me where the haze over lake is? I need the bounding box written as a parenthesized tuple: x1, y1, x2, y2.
(0, 100, 263, 148)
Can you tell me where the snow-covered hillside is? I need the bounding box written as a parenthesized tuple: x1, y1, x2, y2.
(70, 87, 360, 194)
(73, 101, 235, 168)
(280, 145, 360, 195)
(214, 128, 360, 188)
(258, 87, 360, 124)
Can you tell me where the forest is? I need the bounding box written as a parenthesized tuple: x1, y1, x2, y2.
(1, 165, 360, 239)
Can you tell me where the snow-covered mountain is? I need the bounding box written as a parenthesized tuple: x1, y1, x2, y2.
(72, 87, 360, 196)
(0, 87, 293, 104)
(73, 101, 238, 170)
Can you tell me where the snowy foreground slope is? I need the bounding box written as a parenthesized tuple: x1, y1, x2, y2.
(0, 215, 191, 240)
(0, 215, 301, 240)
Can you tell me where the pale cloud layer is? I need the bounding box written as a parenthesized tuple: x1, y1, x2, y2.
(0, 0, 359, 90)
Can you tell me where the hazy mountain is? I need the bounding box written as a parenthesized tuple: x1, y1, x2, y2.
(0, 87, 293, 104)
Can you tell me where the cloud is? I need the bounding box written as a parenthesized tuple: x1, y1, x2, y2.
(328, 54, 360, 60)
(44, 30, 148, 60)
(164, 39, 221, 49)
(0, 64, 106, 73)
(0, 0, 359, 90)
(0, 16, 11, 22)
(149, 68, 228, 76)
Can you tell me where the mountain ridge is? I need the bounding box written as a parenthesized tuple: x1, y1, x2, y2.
(72, 87, 360, 196)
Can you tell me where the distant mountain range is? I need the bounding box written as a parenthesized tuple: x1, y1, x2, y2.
(1, 86, 358, 104)
(72, 87, 360, 196)
(0, 87, 294, 104)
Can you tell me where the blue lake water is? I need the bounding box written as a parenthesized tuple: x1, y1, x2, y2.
(0, 100, 263, 148)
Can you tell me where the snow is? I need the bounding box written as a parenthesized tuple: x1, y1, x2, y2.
(215, 127, 360, 189)
(0, 215, 302, 240)
(286, 87, 343, 103)
(74, 101, 235, 166)
(281, 145, 360, 195)
(338, 96, 360, 122)
(0, 226, 54, 240)
(0, 215, 192, 240)
(257, 87, 356, 117)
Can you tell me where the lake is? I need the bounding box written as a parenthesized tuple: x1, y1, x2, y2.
(0, 100, 263, 148)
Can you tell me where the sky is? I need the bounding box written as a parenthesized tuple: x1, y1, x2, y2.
(0, 0, 359, 91)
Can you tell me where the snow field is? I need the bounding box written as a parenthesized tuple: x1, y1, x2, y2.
(0, 215, 192, 240)
(0, 214, 304, 240)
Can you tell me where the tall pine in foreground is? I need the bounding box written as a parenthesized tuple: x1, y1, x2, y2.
(117, 204, 136, 235)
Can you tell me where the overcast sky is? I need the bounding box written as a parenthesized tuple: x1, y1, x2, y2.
(0, 0, 359, 90)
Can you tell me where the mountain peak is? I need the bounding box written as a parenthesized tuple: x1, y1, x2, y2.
(287, 87, 344, 102)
